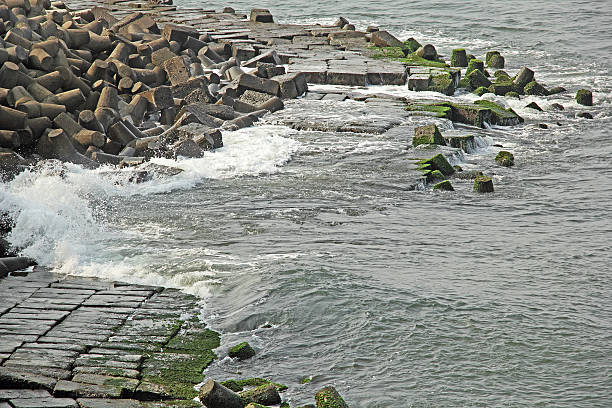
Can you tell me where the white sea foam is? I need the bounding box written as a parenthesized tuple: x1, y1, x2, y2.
(0, 125, 300, 296)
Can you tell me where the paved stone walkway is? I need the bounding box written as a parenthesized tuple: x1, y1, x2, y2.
(0, 267, 217, 407)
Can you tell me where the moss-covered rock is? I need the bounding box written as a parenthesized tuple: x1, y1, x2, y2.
(473, 100, 523, 125)
(221, 377, 288, 393)
(417, 153, 455, 176)
(315, 386, 349, 408)
(405, 102, 452, 119)
(467, 69, 492, 90)
(487, 53, 505, 69)
(413, 124, 446, 147)
(466, 59, 484, 75)
(367, 46, 447, 68)
(405, 100, 521, 128)
(473, 175, 494, 193)
(505, 91, 520, 98)
(450, 48, 468, 67)
(403, 38, 422, 53)
(458, 77, 470, 89)
(575, 89, 593, 106)
(473, 86, 488, 96)
(433, 180, 454, 191)
(512, 67, 535, 94)
(493, 70, 512, 82)
(446, 135, 475, 152)
(495, 150, 514, 167)
(414, 44, 438, 61)
(523, 81, 549, 96)
(488, 82, 515, 96)
(228, 342, 255, 360)
(428, 71, 455, 95)
(240, 384, 281, 406)
(425, 169, 447, 183)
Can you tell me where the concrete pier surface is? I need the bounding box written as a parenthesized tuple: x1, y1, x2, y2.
(1, 266, 218, 407)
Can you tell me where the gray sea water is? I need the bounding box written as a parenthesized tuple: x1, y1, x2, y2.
(2, 0, 611, 406)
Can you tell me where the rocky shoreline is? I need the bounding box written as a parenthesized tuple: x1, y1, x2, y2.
(0, 0, 598, 406)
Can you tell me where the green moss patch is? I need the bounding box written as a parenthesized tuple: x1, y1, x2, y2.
(366, 46, 448, 67)
(417, 153, 455, 177)
(220, 377, 288, 392)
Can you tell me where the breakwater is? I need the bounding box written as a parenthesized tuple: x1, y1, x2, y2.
(1, 0, 610, 407)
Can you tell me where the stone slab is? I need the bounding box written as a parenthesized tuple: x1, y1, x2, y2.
(9, 398, 78, 408)
(53, 380, 122, 399)
(0, 367, 58, 391)
(0, 389, 51, 400)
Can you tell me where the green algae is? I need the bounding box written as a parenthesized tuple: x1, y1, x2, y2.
(367, 46, 448, 67)
(220, 377, 288, 392)
(417, 154, 455, 177)
(495, 150, 515, 167)
(405, 102, 452, 119)
(433, 180, 454, 191)
(140, 320, 221, 400)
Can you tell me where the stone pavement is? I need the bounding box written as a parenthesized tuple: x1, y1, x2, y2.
(0, 267, 218, 407)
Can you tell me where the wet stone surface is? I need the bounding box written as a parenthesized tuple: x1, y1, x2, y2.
(0, 267, 216, 407)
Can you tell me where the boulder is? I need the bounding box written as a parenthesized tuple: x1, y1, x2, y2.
(417, 153, 455, 176)
(495, 150, 514, 167)
(575, 89, 593, 106)
(199, 380, 243, 408)
(513, 67, 535, 93)
(413, 124, 446, 147)
(487, 53, 504, 69)
(414, 44, 437, 61)
(237, 74, 279, 96)
(525, 101, 543, 111)
(523, 81, 549, 96)
(228, 342, 255, 360)
(428, 72, 455, 96)
(433, 180, 454, 191)
(315, 386, 349, 408)
(250, 8, 273, 23)
(474, 175, 494, 193)
(466, 69, 491, 90)
(466, 59, 484, 75)
(240, 384, 281, 406)
(450, 48, 468, 67)
(473, 86, 488, 96)
(370, 30, 404, 48)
